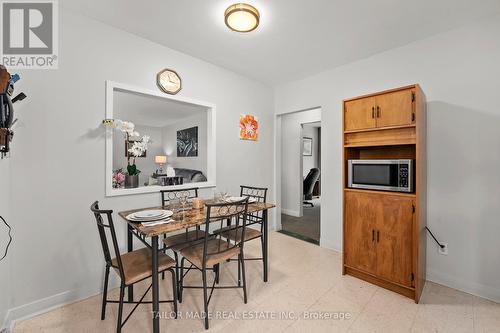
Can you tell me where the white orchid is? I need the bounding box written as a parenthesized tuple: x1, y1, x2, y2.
(127, 135, 151, 157)
(124, 121, 135, 134)
(106, 119, 138, 136)
(102, 118, 152, 178)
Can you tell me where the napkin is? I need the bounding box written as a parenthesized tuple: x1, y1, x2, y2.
(141, 219, 174, 227)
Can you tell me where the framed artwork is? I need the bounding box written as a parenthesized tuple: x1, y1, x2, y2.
(240, 114, 258, 141)
(177, 126, 198, 157)
(125, 140, 146, 157)
(303, 137, 313, 156)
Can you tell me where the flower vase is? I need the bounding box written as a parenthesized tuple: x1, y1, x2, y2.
(125, 174, 139, 188)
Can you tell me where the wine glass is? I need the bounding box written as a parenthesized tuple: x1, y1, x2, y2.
(220, 188, 229, 202)
(179, 191, 189, 214)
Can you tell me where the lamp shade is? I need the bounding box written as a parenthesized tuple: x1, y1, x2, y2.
(155, 155, 167, 164)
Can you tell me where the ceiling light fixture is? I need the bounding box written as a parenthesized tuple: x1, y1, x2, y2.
(224, 3, 260, 33)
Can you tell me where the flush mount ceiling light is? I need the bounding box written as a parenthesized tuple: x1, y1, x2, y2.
(224, 3, 260, 32)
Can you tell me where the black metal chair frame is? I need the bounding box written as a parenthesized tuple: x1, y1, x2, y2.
(222, 185, 268, 283)
(91, 201, 178, 333)
(160, 188, 202, 288)
(179, 198, 249, 330)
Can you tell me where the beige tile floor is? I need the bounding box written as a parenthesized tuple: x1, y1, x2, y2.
(13, 232, 500, 333)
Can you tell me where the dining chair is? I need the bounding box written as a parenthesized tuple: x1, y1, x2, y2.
(179, 198, 249, 330)
(90, 201, 178, 333)
(160, 188, 207, 289)
(218, 185, 268, 283)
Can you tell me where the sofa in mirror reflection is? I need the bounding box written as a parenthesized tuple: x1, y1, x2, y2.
(155, 168, 207, 186)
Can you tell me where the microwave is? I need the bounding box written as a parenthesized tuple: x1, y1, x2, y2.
(347, 159, 414, 193)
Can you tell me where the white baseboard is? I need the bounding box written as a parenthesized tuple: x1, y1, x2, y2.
(1, 311, 9, 333)
(426, 268, 500, 304)
(319, 239, 341, 253)
(281, 209, 301, 217)
(2, 281, 118, 332)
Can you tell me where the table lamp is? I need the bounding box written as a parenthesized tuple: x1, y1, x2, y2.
(155, 155, 167, 174)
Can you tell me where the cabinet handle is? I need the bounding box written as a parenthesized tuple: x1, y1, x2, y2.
(372, 229, 375, 241)
(376, 106, 380, 118)
(377, 231, 380, 242)
(371, 107, 375, 119)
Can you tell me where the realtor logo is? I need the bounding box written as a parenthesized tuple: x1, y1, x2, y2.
(1, 0, 58, 69)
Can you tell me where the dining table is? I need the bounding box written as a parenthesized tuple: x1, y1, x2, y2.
(118, 200, 275, 333)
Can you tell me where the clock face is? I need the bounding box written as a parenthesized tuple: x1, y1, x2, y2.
(157, 69, 182, 94)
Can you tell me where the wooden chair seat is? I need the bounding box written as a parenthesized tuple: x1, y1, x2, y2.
(180, 239, 240, 268)
(111, 248, 176, 285)
(163, 230, 208, 251)
(219, 227, 262, 242)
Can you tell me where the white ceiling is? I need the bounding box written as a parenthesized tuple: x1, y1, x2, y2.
(114, 90, 206, 128)
(63, 0, 500, 85)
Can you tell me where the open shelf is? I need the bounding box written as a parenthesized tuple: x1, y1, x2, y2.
(345, 144, 416, 160)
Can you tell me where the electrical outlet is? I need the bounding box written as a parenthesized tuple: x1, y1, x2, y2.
(438, 243, 448, 255)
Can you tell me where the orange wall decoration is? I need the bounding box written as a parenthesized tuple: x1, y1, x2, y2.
(239, 114, 259, 141)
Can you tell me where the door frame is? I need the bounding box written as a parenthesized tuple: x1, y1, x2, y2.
(274, 107, 322, 234)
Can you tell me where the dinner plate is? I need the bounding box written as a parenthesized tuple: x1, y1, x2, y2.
(133, 210, 166, 218)
(127, 214, 170, 221)
(128, 214, 170, 222)
(126, 210, 173, 222)
(226, 196, 257, 203)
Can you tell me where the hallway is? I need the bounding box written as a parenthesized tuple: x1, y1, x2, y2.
(281, 198, 320, 244)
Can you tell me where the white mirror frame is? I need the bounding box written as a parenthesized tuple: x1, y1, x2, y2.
(105, 80, 216, 197)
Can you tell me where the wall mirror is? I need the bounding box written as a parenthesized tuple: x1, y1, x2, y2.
(105, 81, 216, 196)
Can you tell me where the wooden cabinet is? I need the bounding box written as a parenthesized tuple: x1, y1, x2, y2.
(342, 84, 426, 303)
(344, 87, 415, 131)
(375, 194, 414, 287)
(375, 89, 415, 128)
(344, 191, 414, 287)
(344, 97, 376, 131)
(344, 191, 377, 274)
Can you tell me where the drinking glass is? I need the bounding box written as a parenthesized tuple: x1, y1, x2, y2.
(179, 191, 189, 217)
(220, 188, 229, 202)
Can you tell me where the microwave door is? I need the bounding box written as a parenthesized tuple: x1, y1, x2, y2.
(351, 163, 400, 191)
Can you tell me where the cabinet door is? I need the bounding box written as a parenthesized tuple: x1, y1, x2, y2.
(344, 191, 377, 274)
(344, 97, 376, 131)
(375, 195, 414, 287)
(375, 89, 414, 128)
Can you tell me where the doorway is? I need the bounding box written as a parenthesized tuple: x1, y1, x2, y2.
(277, 108, 321, 245)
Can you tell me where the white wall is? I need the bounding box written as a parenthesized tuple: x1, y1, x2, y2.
(162, 113, 208, 175)
(275, 14, 500, 302)
(0, 158, 11, 329)
(3, 8, 274, 325)
(112, 125, 164, 185)
(280, 108, 321, 217)
(302, 125, 320, 177)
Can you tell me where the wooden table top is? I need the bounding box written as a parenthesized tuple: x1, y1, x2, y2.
(118, 202, 275, 237)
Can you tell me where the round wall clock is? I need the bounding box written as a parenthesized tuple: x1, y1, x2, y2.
(157, 69, 182, 95)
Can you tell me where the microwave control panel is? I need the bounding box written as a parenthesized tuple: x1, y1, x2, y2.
(399, 164, 409, 188)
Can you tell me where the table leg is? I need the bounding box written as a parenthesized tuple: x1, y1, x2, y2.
(151, 236, 160, 333)
(263, 209, 268, 282)
(127, 224, 134, 302)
